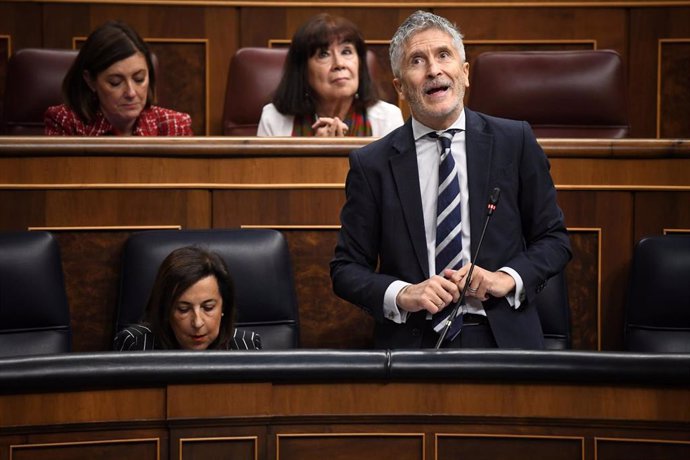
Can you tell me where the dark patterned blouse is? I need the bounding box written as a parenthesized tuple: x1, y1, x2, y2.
(113, 324, 262, 351)
(44, 104, 193, 136)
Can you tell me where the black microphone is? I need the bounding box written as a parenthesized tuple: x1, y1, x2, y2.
(435, 187, 501, 348)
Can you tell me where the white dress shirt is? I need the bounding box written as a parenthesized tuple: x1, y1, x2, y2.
(383, 110, 523, 324)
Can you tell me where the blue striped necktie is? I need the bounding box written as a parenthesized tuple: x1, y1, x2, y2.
(429, 129, 464, 341)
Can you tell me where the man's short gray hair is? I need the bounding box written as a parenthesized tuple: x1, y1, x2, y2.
(389, 10, 465, 79)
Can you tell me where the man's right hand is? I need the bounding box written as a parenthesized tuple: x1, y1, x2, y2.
(395, 275, 460, 314)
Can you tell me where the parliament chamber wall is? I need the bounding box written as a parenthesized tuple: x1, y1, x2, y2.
(0, 0, 689, 137)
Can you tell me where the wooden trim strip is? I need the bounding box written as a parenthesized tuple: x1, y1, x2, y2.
(10, 437, 161, 458)
(1, 138, 689, 158)
(27, 225, 182, 231)
(240, 224, 341, 229)
(3, 184, 690, 191)
(23, 0, 690, 9)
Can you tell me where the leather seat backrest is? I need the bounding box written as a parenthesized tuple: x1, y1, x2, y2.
(534, 271, 572, 350)
(467, 50, 629, 138)
(116, 229, 300, 349)
(222, 48, 288, 136)
(624, 235, 690, 352)
(0, 231, 72, 356)
(1, 48, 78, 135)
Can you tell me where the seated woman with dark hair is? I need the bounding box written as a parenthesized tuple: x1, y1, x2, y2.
(258, 13, 403, 137)
(114, 246, 261, 351)
(45, 20, 192, 136)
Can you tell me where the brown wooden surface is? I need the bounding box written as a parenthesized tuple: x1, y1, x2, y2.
(0, 388, 165, 427)
(1, 2, 689, 136)
(0, 138, 689, 351)
(2, 377, 690, 460)
(10, 438, 160, 460)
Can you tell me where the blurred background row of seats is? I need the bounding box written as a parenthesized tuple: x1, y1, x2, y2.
(2, 229, 687, 357)
(1, 48, 629, 137)
(0, 228, 300, 357)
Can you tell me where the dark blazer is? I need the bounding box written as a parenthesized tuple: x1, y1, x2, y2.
(330, 108, 572, 349)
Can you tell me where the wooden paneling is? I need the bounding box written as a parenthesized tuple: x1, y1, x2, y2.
(179, 436, 257, 460)
(0, 2, 41, 52)
(10, 438, 159, 460)
(633, 191, 690, 241)
(282, 230, 375, 349)
(441, 7, 626, 60)
(276, 433, 424, 460)
(558, 191, 632, 350)
(630, 7, 690, 138)
(0, 388, 165, 427)
(0, 1, 41, 121)
(437, 434, 583, 460)
(149, 40, 207, 136)
(3, 372, 690, 460)
(659, 40, 690, 138)
(0, 189, 210, 229)
(55, 231, 131, 352)
(170, 380, 690, 422)
(213, 189, 343, 227)
(565, 230, 599, 350)
(167, 382, 273, 419)
(596, 438, 690, 460)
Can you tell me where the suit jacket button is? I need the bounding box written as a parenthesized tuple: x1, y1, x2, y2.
(412, 328, 421, 337)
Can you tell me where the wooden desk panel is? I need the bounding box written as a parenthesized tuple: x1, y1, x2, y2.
(2, 380, 690, 460)
(2, 351, 689, 460)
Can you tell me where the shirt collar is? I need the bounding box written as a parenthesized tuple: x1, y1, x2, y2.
(411, 109, 466, 141)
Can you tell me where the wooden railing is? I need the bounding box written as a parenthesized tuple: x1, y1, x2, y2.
(1, 350, 689, 460)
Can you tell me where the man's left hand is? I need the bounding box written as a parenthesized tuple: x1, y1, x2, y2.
(444, 265, 516, 300)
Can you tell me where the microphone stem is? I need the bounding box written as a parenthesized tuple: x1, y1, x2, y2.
(434, 208, 493, 349)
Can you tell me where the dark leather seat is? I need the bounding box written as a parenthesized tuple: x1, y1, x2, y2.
(0, 231, 71, 357)
(222, 47, 389, 136)
(467, 50, 629, 138)
(624, 235, 690, 352)
(1, 48, 78, 135)
(116, 229, 300, 349)
(222, 48, 288, 136)
(534, 271, 571, 350)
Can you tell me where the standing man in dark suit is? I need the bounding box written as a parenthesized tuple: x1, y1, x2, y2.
(330, 10, 571, 349)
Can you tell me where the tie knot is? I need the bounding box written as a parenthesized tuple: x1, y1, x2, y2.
(429, 129, 461, 150)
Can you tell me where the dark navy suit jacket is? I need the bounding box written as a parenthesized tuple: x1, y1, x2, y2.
(330, 108, 572, 349)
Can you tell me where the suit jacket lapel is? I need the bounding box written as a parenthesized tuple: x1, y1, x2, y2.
(390, 121, 430, 278)
(465, 109, 494, 257)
